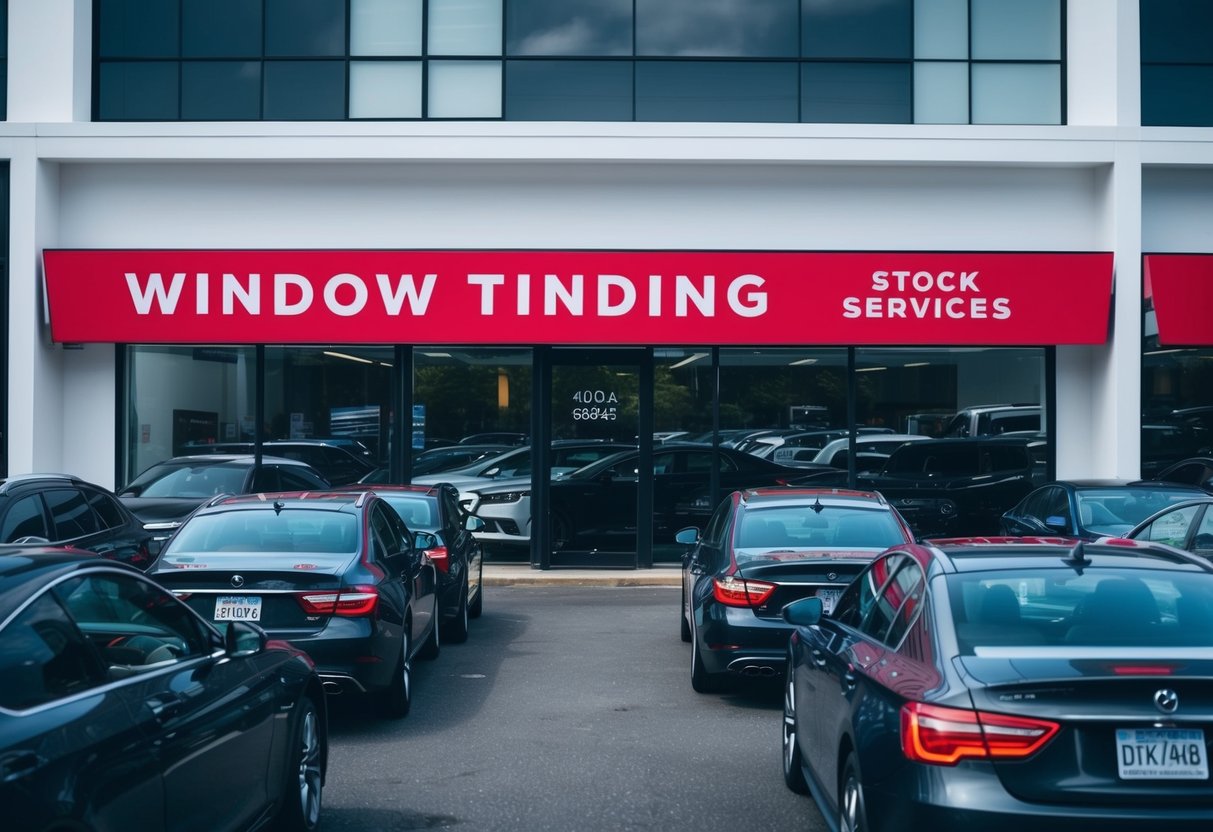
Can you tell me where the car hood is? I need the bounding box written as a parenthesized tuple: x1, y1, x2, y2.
(120, 496, 207, 524)
(465, 475, 533, 495)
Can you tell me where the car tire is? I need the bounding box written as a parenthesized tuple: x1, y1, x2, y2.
(418, 613, 441, 660)
(274, 696, 323, 832)
(839, 752, 870, 832)
(551, 511, 572, 552)
(782, 666, 808, 794)
(444, 577, 470, 644)
(690, 615, 721, 693)
(680, 584, 691, 643)
(379, 629, 412, 719)
(468, 559, 483, 619)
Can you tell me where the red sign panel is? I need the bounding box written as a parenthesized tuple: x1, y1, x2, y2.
(42, 250, 1113, 346)
(1144, 254, 1213, 346)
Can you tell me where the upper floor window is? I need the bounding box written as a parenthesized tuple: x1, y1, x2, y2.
(1141, 0, 1213, 126)
(94, 0, 1064, 124)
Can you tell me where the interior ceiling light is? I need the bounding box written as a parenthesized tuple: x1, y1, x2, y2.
(670, 352, 709, 369)
(789, 358, 818, 366)
(323, 351, 373, 365)
(421, 351, 453, 358)
(856, 366, 888, 373)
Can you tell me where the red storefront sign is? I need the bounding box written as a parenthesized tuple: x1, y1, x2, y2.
(42, 250, 1113, 346)
(1144, 254, 1213, 346)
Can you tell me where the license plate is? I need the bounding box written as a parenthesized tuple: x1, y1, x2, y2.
(816, 588, 844, 616)
(1116, 728, 1208, 780)
(214, 595, 262, 622)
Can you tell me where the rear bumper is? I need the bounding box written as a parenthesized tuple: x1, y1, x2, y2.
(696, 605, 793, 676)
(270, 619, 397, 694)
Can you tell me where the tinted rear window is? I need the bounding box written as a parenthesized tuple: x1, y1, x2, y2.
(948, 567, 1213, 653)
(734, 505, 906, 560)
(125, 463, 248, 498)
(167, 509, 359, 556)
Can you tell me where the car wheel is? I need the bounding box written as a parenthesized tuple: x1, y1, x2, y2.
(275, 696, 323, 832)
(418, 613, 441, 660)
(468, 559, 483, 619)
(378, 629, 412, 719)
(551, 511, 572, 552)
(444, 577, 470, 644)
(839, 752, 869, 832)
(782, 666, 808, 794)
(680, 583, 691, 643)
(690, 615, 721, 693)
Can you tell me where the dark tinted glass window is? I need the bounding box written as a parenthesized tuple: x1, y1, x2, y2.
(1141, 0, 1213, 63)
(264, 61, 347, 119)
(885, 571, 926, 647)
(85, 489, 127, 529)
(372, 503, 406, 555)
(98, 0, 180, 58)
(57, 573, 209, 658)
(506, 0, 633, 56)
(0, 591, 105, 710)
(278, 467, 329, 490)
(266, 0, 346, 56)
(98, 62, 180, 120)
(801, 62, 911, 123)
(636, 0, 798, 58)
(636, 61, 798, 122)
(1142, 65, 1213, 127)
(182, 61, 263, 119)
(45, 489, 101, 540)
(1, 495, 49, 542)
(506, 60, 633, 120)
(183, 0, 264, 57)
(802, 0, 912, 59)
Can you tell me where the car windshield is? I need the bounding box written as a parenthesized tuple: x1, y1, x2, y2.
(1074, 487, 1203, 534)
(123, 463, 248, 498)
(377, 495, 438, 531)
(166, 509, 359, 556)
(733, 506, 906, 560)
(948, 567, 1213, 654)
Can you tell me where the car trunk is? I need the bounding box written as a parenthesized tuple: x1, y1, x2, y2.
(960, 655, 1213, 806)
(736, 551, 876, 619)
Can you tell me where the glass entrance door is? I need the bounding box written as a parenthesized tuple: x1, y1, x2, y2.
(546, 349, 646, 568)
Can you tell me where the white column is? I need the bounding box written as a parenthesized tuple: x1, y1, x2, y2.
(7, 0, 92, 123)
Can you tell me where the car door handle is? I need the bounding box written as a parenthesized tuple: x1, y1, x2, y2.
(146, 693, 185, 722)
(810, 649, 828, 668)
(0, 751, 42, 781)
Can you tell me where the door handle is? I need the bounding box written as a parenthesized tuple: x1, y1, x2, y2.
(810, 649, 828, 668)
(0, 751, 42, 780)
(146, 693, 185, 722)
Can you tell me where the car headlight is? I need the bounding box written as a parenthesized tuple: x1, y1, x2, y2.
(479, 490, 530, 504)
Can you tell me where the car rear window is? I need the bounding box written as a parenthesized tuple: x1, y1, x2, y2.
(948, 567, 1213, 653)
(166, 509, 359, 556)
(734, 506, 906, 559)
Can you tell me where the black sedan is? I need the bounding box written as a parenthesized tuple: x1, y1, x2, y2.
(339, 482, 486, 643)
(1128, 497, 1213, 560)
(1001, 479, 1207, 540)
(0, 549, 327, 832)
(781, 537, 1213, 831)
(150, 490, 439, 718)
(678, 487, 915, 693)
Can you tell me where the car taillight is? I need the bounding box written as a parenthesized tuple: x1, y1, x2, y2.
(426, 546, 450, 573)
(712, 575, 777, 607)
(900, 701, 1059, 765)
(296, 585, 379, 617)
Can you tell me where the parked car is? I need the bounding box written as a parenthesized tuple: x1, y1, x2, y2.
(943, 403, 1041, 437)
(192, 440, 377, 485)
(1153, 456, 1213, 493)
(794, 436, 1049, 538)
(803, 433, 932, 470)
(412, 440, 635, 488)
(149, 490, 439, 717)
(458, 432, 529, 446)
(336, 482, 485, 642)
(118, 454, 331, 552)
(0, 548, 327, 832)
(0, 473, 153, 570)
(781, 537, 1213, 831)
(1127, 497, 1213, 560)
(677, 487, 915, 692)
(1001, 479, 1208, 539)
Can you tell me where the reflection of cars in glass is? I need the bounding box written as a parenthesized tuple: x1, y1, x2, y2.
(336, 483, 486, 642)
(0, 474, 154, 570)
(150, 491, 439, 718)
(190, 440, 377, 485)
(677, 487, 914, 692)
(781, 538, 1213, 832)
(1152, 456, 1213, 493)
(412, 440, 635, 489)
(943, 403, 1040, 437)
(458, 432, 528, 446)
(1001, 480, 1207, 540)
(0, 549, 327, 832)
(119, 454, 331, 552)
(1126, 497, 1213, 560)
(803, 433, 931, 469)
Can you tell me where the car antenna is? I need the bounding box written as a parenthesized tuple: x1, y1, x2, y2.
(1063, 540, 1090, 572)
(273, 500, 285, 515)
(812, 496, 824, 514)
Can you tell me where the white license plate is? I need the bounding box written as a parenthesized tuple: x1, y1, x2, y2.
(214, 595, 262, 622)
(816, 588, 844, 616)
(1116, 728, 1208, 780)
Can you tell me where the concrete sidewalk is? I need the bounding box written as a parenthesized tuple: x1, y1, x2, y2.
(483, 561, 682, 587)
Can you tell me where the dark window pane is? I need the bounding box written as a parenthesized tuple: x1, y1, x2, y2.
(266, 0, 346, 57)
(264, 61, 346, 119)
(1142, 65, 1213, 127)
(98, 62, 180, 120)
(183, 0, 264, 58)
(506, 0, 632, 56)
(636, 0, 798, 57)
(1141, 0, 1213, 63)
(85, 489, 126, 530)
(99, 0, 180, 58)
(802, 0, 912, 59)
(45, 489, 100, 540)
(1, 495, 49, 542)
(801, 62, 911, 123)
(636, 61, 797, 122)
(506, 60, 632, 120)
(183, 61, 262, 119)
(0, 592, 104, 710)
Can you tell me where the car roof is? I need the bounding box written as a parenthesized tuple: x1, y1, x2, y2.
(0, 473, 101, 494)
(920, 537, 1213, 574)
(155, 453, 314, 466)
(340, 483, 443, 498)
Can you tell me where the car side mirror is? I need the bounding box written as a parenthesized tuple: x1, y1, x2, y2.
(225, 620, 267, 656)
(1044, 515, 1069, 532)
(783, 596, 824, 627)
(465, 515, 486, 533)
(674, 527, 700, 546)
(412, 531, 439, 552)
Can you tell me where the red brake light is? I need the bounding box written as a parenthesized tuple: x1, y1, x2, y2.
(900, 702, 1059, 765)
(426, 546, 450, 573)
(297, 585, 379, 617)
(712, 575, 777, 608)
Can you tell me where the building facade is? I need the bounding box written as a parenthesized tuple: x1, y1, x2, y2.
(4, 1, 1213, 567)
